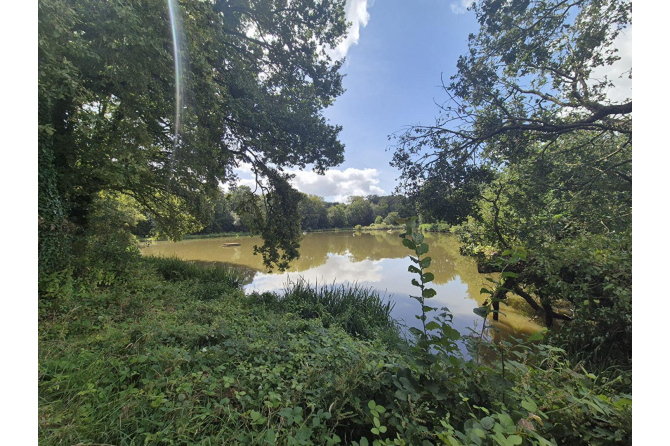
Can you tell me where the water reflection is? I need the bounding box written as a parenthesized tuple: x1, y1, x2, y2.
(142, 231, 543, 339)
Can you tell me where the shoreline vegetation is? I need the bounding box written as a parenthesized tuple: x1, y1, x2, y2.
(146, 223, 452, 243)
(39, 246, 631, 445)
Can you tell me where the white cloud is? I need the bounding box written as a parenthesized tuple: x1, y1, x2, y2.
(590, 27, 632, 103)
(289, 167, 385, 202)
(450, 0, 474, 15)
(226, 165, 386, 202)
(244, 252, 385, 293)
(327, 0, 371, 61)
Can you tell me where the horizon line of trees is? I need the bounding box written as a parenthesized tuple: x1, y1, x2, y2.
(132, 189, 418, 237)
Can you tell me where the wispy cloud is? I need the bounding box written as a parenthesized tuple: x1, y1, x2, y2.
(450, 0, 474, 15)
(327, 0, 371, 60)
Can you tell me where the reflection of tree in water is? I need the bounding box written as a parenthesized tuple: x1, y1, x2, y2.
(295, 232, 409, 265)
(423, 233, 490, 302)
(142, 232, 543, 335)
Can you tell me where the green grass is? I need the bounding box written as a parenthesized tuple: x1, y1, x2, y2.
(250, 279, 399, 342)
(38, 257, 404, 445)
(39, 256, 632, 445)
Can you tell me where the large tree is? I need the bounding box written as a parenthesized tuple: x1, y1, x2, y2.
(391, 0, 632, 367)
(39, 0, 348, 271)
(392, 0, 631, 196)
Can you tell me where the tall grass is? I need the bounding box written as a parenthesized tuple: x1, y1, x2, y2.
(144, 255, 244, 287)
(253, 278, 398, 341)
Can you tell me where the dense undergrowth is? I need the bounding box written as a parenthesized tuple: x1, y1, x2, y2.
(39, 249, 631, 445)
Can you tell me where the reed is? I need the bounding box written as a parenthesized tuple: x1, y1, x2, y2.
(275, 278, 398, 341)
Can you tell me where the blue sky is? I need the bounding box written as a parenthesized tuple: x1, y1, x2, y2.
(322, 0, 479, 198)
(233, 0, 632, 203)
(235, 0, 481, 202)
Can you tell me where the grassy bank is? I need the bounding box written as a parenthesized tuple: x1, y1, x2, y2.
(39, 256, 631, 445)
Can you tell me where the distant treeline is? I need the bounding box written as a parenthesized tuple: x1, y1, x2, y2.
(134, 188, 416, 237)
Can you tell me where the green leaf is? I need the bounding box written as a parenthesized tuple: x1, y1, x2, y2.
(402, 238, 416, 250)
(411, 278, 421, 287)
(521, 399, 538, 412)
(422, 288, 437, 298)
(409, 327, 423, 337)
(481, 416, 495, 430)
(408, 265, 421, 274)
(473, 307, 489, 318)
(473, 428, 486, 439)
(497, 413, 515, 432)
(422, 272, 435, 283)
(419, 257, 432, 268)
(500, 271, 519, 279)
(441, 326, 461, 341)
(425, 321, 440, 331)
(368, 400, 376, 410)
(416, 243, 429, 255)
(480, 287, 493, 295)
(526, 329, 547, 342)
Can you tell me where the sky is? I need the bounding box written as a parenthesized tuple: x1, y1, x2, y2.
(234, 0, 482, 202)
(233, 0, 633, 203)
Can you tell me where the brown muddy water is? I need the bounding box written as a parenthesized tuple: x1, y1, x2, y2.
(142, 231, 543, 340)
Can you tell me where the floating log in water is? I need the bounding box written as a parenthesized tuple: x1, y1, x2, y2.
(221, 243, 241, 247)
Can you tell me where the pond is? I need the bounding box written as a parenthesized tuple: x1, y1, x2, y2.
(141, 231, 543, 341)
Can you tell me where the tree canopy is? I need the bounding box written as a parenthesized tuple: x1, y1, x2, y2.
(392, 0, 631, 195)
(391, 0, 632, 368)
(39, 0, 349, 271)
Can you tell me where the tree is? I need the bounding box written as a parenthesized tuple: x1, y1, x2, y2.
(391, 0, 632, 367)
(345, 196, 375, 227)
(39, 0, 349, 272)
(327, 204, 347, 228)
(198, 190, 237, 234)
(392, 0, 631, 194)
(298, 194, 329, 230)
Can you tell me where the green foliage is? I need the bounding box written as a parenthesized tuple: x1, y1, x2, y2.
(298, 194, 330, 230)
(145, 256, 244, 288)
(39, 246, 631, 445)
(39, 256, 407, 445)
(250, 279, 398, 342)
(38, 0, 349, 271)
(391, 0, 632, 372)
(347, 196, 376, 227)
(327, 203, 348, 228)
(419, 222, 452, 233)
(396, 217, 437, 339)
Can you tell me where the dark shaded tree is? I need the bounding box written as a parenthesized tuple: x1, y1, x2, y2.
(39, 0, 348, 272)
